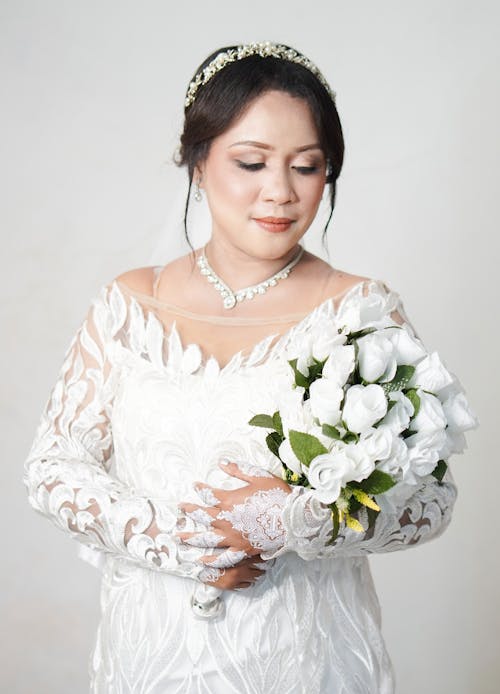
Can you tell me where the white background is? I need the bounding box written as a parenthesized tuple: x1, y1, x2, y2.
(2, 1, 497, 692)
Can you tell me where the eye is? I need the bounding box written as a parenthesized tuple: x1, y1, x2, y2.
(236, 161, 265, 171)
(293, 166, 319, 175)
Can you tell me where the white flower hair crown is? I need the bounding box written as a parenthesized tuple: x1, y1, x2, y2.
(184, 40, 336, 110)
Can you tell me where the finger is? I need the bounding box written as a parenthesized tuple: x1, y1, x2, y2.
(219, 459, 273, 482)
(248, 567, 266, 578)
(234, 581, 253, 591)
(201, 548, 247, 569)
(198, 565, 224, 585)
(193, 482, 224, 506)
(179, 504, 218, 527)
(177, 530, 227, 548)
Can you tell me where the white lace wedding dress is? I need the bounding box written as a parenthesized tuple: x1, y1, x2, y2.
(23, 268, 462, 693)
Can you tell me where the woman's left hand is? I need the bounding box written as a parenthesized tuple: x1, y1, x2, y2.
(176, 460, 292, 564)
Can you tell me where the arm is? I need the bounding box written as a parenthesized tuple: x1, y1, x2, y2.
(23, 282, 205, 579)
(260, 466, 457, 561)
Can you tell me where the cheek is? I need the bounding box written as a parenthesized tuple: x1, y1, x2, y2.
(209, 166, 256, 206)
(302, 178, 327, 211)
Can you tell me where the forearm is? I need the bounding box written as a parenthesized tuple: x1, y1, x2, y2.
(24, 454, 206, 579)
(261, 470, 457, 561)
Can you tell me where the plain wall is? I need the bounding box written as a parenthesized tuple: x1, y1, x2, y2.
(2, 1, 497, 692)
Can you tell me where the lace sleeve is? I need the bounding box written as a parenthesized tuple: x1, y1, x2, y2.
(262, 466, 457, 561)
(23, 284, 204, 579)
(262, 284, 476, 562)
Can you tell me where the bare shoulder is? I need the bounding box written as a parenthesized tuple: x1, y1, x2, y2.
(114, 266, 158, 296)
(113, 253, 194, 299)
(322, 268, 373, 297)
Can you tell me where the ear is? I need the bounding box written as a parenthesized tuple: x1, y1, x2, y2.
(194, 163, 204, 186)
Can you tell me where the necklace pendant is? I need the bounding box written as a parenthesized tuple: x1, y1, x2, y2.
(198, 244, 305, 310)
(223, 294, 237, 309)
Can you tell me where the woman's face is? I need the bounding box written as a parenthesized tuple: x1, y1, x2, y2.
(197, 89, 328, 260)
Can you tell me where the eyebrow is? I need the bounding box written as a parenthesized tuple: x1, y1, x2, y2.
(228, 140, 323, 153)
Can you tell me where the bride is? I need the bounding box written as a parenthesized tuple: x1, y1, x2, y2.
(23, 41, 477, 693)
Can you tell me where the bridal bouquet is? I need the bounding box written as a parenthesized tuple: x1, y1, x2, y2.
(249, 303, 477, 542)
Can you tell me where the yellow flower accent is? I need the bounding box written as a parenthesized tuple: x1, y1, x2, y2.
(351, 488, 381, 512)
(291, 473, 300, 483)
(345, 514, 365, 533)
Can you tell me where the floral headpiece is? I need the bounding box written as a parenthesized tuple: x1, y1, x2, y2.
(184, 40, 336, 110)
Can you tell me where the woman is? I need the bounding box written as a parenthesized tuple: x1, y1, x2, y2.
(23, 42, 477, 693)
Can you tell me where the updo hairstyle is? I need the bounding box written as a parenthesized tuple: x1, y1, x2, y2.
(175, 43, 345, 256)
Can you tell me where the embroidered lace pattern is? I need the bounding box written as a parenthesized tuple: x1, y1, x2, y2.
(23, 273, 464, 693)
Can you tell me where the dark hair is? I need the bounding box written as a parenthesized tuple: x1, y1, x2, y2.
(175, 43, 345, 259)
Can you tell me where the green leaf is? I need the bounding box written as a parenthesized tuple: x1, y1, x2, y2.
(266, 431, 284, 459)
(380, 364, 416, 395)
(288, 430, 328, 467)
(322, 423, 342, 440)
(405, 388, 421, 417)
(272, 411, 283, 437)
(287, 358, 310, 388)
(366, 506, 380, 529)
(431, 459, 448, 482)
(347, 327, 377, 342)
(248, 414, 275, 429)
(308, 359, 325, 381)
(343, 431, 360, 444)
(359, 469, 396, 495)
(327, 502, 340, 545)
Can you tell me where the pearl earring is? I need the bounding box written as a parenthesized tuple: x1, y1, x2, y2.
(194, 178, 203, 202)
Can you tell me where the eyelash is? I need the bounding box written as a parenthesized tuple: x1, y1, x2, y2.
(235, 161, 319, 175)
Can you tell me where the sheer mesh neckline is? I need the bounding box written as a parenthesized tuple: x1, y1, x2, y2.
(108, 277, 389, 375)
(114, 271, 371, 327)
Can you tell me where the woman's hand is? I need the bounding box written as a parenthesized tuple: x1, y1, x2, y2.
(177, 460, 292, 568)
(197, 554, 267, 591)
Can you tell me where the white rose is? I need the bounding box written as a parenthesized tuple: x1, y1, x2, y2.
(322, 344, 356, 386)
(383, 325, 427, 365)
(341, 442, 376, 483)
(285, 334, 313, 377)
(309, 377, 344, 426)
(357, 332, 397, 382)
(308, 444, 374, 503)
(278, 438, 303, 475)
(442, 391, 479, 432)
(359, 426, 393, 462)
(342, 384, 388, 433)
(405, 429, 447, 477)
(377, 435, 411, 479)
(310, 319, 347, 361)
(278, 387, 312, 435)
(308, 451, 349, 503)
(357, 290, 396, 329)
(408, 352, 454, 393)
(379, 391, 414, 435)
(336, 304, 362, 332)
(410, 390, 447, 433)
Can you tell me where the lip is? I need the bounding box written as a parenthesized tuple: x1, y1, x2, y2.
(253, 217, 295, 233)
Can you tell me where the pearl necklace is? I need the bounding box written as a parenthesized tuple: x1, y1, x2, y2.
(197, 244, 305, 309)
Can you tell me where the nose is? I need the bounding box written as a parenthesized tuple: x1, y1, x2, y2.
(261, 166, 297, 205)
